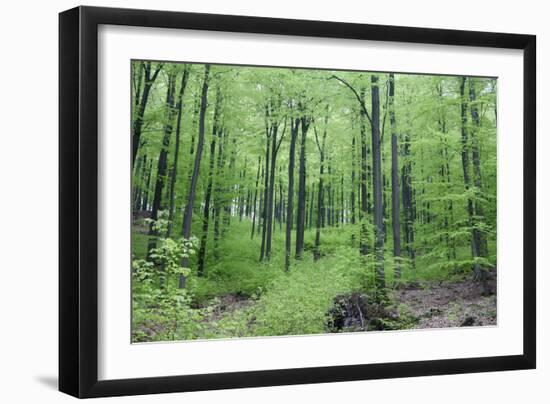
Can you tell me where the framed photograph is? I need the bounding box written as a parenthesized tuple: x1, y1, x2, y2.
(59, 6, 536, 398)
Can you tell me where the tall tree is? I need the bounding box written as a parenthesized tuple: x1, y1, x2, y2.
(285, 117, 300, 270)
(295, 110, 311, 259)
(313, 108, 328, 260)
(166, 65, 191, 237)
(388, 73, 401, 280)
(132, 62, 163, 166)
(146, 71, 177, 257)
(180, 64, 211, 288)
(459, 77, 483, 281)
(468, 79, 489, 258)
(197, 84, 223, 276)
(371, 75, 386, 291)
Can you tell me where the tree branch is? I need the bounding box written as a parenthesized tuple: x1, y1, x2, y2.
(330, 75, 372, 124)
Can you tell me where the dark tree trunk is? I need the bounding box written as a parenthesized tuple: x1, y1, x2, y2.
(371, 75, 385, 291)
(468, 79, 489, 258)
(340, 173, 344, 225)
(351, 135, 356, 225)
(132, 62, 162, 166)
(251, 157, 262, 239)
(401, 132, 415, 266)
(265, 120, 280, 259)
(437, 82, 457, 261)
(327, 162, 332, 227)
(285, 118, 300, 271)
(295, 114, 310, 259)
(147, 72, 177, 257)
(259, 117, 271, 261)
(313, 115, 328, 261)
(141, 158, 154, 211)
(389, 73, 401, 280)
(309, 182, 315, 230)
(197, 85, 222, 276)
(460, 77, 483, 281)
(213, 130, 227, 255)
(166, 66, 190, 237)
(180, 65, 211, 288)
(133, 154, 146, 212)
(359, 87, 369, 256)
(238, 158, 247, 221)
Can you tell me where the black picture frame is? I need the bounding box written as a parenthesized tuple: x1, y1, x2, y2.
(59, 5, 536, 398)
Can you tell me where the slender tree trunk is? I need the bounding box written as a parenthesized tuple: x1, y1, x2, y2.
(251, 156, 262, 239)
(147, 72, 176, 257)
(141, 158, 153, 211)
(133, 154, 145, 213)
(460, 77, 483, 281)
(197, 85, 222, 276)
(213, 130, 227, 255)
(351, 135, 356, 225)
(309, 182, 315, 230)
(389, 73, 401, 281)
(295, 115, 310, 259)
(469, 79, 489, 258)
(166, 66, 190, 237)
(313, 115, 327, 261)
(265, 122, 280, 259)
(359, 87, 369, 256)
(285, 118, 299, 271)
(132, 62, 162, 166)
(371, 75, 385, 291)
(180, 65, 210, 288)
(259, 113, 271, 261)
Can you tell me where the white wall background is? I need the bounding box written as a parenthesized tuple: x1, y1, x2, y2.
(0, 0, 545, 402)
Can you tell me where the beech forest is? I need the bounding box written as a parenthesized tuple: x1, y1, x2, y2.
(131, 61, 497, 342)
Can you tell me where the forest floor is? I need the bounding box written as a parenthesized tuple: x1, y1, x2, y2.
(196, 278, 497, 337)
(131, 223, 497, 341)
(392, 279, 497, 329)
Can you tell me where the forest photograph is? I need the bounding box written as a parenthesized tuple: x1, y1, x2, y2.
(131, 60, 497, 343)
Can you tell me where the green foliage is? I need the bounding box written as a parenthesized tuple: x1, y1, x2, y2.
(132, 219, 204, 342)
(131, 61, 498, 342)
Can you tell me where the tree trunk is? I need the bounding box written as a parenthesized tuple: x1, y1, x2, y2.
(132, 62, 162, 166)
(313, 114, 328, 261)
(197, 85, 222, 276)
(359, 87, 369, 256)
(295, 114, 310, 259)
(147, 72, 176, 257)
(389, 73, 401, 280)
(166, 66, 190, 237)
(141, 158, 153, 211)
(265, 120, 280, 259)
(285, 118, 300, 271)
(468, 79, 489, 258)
(351, 135, 356, 225)
(460, 77, 483, 281)
(371, 75, 385, 291)
(251, 156, 262, 239)
(180, 65, 210, 288)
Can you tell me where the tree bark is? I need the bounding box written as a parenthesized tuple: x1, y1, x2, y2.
(313, 114, 328, 261)
(132, 62, 162, 166)
(146, 72, 176, 257)
(468, 79, 489, 258)
(389, 73, 401, 280)
(295, 114, 310, 259)
(166, 66, 190, 237)
(251, 156, 262, 239)
(460, 77, 483, 281)
(180, 65, 210, 288)
(359, 87, 369, 256)
(285, 118, 300, 271)
(371, 75, 385, 291)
